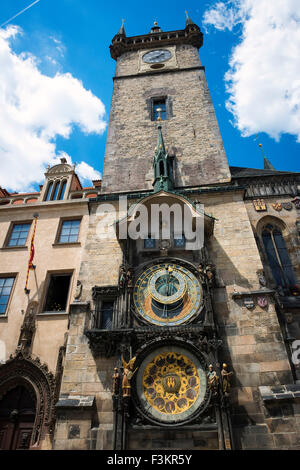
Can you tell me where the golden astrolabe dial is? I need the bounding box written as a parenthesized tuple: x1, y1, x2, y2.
(135, 346, 208, 425)
(133, 262, 203, 326)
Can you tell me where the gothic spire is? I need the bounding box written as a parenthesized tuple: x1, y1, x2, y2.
(259, 143, 276, 170)
(153, 114, 174, 192)
(185, 11, 195, 27)
(117, 19, 126, 36)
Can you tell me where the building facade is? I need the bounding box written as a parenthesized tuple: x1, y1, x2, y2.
(0, 161, 101, 449)
(1, 17, 300, 450)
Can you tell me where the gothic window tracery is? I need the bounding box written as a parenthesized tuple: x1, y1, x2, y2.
(261, 223, 296, 288)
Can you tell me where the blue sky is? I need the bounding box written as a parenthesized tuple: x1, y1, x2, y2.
(0, 0, 299, 192)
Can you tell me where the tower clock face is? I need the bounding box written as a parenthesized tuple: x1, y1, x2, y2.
(136, 346, 208, 425)
(133, 263, 202, 326)
(142, 49, 172, 63)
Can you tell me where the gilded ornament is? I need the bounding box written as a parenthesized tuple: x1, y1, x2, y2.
(253, 199, 267, 211)
(207, 364, 219, 395)
(142, 352, 200, 415)
(221, 363, 233, 395)
(272, 203, 282, 211)
(121, 356, 137, 397)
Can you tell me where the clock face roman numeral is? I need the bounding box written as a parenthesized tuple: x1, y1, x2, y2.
(142, 49, 172, 64)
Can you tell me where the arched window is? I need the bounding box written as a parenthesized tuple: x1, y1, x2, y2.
(262, 224, 296, 288)
(58, 180, 67, 200)
(159, 161, 164, 176)
(51, 181, 60, 201)
(44, 181, 53, 201)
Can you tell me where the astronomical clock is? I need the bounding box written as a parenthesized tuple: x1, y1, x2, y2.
(127, 257, 216, 428)
(133, 262, 203, 327)
(88, 243, 231, 450)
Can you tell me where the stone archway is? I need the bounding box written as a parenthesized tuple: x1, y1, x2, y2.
(0, 351, 56, 449)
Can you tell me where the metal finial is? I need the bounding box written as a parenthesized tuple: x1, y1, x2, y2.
(254, 135, 275, 170)
(154, 20, 158, 26)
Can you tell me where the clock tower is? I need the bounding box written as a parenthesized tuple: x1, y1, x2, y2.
(101, 18, 231, 194)
(54, 15, 297, 452)
(84, 17, 232, 450)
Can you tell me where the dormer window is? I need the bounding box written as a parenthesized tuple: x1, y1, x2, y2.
(52, 181, 60, 201)
(44, 179, 68, 202)
(58, 180, 67, 200)
(44, 182, 53, 201)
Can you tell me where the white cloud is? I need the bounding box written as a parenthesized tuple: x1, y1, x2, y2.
(0, 26, 106, 192)
(203, 0, 300, 142)
(203, 1, 244, 32)
(75, 161, 101, 185)
(50, 36, 66, 57)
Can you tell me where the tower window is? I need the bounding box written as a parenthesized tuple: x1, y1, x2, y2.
(43, 273, 72, 312)
(100, 301, 114, 329)
(153, 99, 167, 121)
(262, 224, 296, 288)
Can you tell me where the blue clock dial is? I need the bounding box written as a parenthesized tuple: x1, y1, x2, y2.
(142, 49, 172, 64)
(133, 263, 203, 326)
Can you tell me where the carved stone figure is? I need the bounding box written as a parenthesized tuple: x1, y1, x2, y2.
(159, 239, 171, 256)
(221, 363, 233, 395)
(126, 268, 134, 288)
(257, 270, 267, 288)
(205, 264, 215, 286)
(17, 301, 38, 354)
(197, 263, 205, 283)
(112, 367, 120, 396)
(121, 356, 137, 397)
(207, 364, 219, 395)
(74, 280, 82, 301)
(197, 263, 215, 286)
(119, 265, 127, 289)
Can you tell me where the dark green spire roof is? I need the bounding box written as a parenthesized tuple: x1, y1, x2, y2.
(153, 118, 174, 192)
(155, 122, 166, 158)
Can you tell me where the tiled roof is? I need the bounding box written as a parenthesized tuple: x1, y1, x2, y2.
(230, 166, 298, 178)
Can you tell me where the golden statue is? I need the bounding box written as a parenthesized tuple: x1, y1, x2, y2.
(207, 364, 219, 395)
(112, 367, 120, 396)
(121, 356, 137, 397)
(221, 363, 233, 395)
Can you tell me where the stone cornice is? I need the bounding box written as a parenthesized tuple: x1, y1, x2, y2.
(110, 25, 203, 60)
(0, 198, 89, 213)
(92, 185, 245, 203)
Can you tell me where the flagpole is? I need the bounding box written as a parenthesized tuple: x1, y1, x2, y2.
(24, 214, 38, 295)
